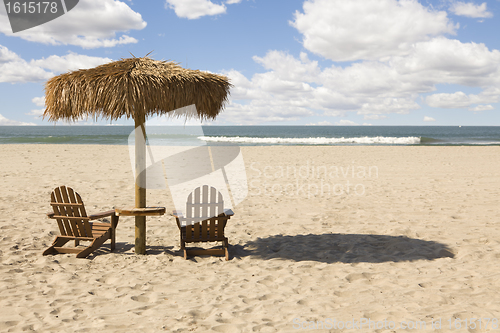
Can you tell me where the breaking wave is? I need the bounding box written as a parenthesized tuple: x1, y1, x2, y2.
(198, 136, 421, 145)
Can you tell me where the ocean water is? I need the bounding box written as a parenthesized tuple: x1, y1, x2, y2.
(0, 126, 499, 146)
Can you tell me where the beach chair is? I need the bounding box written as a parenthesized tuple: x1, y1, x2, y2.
(43, 186, 119, 258)
(173, 185, 234, 260)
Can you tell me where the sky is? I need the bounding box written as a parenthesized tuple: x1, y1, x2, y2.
(1, 0, 500, 126)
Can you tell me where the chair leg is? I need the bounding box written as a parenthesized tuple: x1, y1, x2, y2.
(180, 237, 188, 259)
(110, 215, 119, 251)
(224, 238, 229, 261)
(75, 230, 112, 258)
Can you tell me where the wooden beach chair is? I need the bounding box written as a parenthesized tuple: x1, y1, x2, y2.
(43, 186, 119, 258)
(173, 185, 234, 260)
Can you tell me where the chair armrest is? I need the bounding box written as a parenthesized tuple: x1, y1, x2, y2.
(89, 210, 115, 220)
(223, 209, 234, 217)
(47, 212, 55, 218)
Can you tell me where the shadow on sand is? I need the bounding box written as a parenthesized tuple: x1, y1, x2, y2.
(230, 233, 455, 263)
(89, 243, 178, 258)
(87, 233, 455, 263)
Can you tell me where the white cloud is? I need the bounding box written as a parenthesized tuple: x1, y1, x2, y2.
(32, 97, 45, 107)
(391, 38, 500, 87)
(0, 0, 146, 48)
(0, 45, 111, 83)
(426, 87, 500, 109)
(0, 44, 19, 63)
(469, 104, 494, 111)
(450, 1, 493, 18)
(27, 97, 46, 118)
(165, 0, 226, 19)
(217, 99, 315, 125)
(291, 0, 457, 61)
(31, 52, 112, 73)
(364, 115, 388, 120)
(358, 97, 420, 115)
(26, 109, 45, 117)
(306, 121, 333, 125)
(253, 51, 321, 82)
(0, 114, 36, 125)
(0, 61, 52, 83)
(223, 38, 500, 123)
(217, 0, 500, 124)
(426, 91, 471, 108)
(0, 45, 53, 82)
(424, 116, 436, 122)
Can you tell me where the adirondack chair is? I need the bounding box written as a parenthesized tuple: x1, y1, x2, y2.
(173, 185, 234, 260)
(43, 186, 119, 258)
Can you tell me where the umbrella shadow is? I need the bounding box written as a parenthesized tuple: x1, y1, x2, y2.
(230, 233, 455, 263)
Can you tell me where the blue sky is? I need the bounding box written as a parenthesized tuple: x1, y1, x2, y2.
(1, 0, 500, 126)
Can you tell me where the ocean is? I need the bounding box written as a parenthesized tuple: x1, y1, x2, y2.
(0, 126, 499, 146)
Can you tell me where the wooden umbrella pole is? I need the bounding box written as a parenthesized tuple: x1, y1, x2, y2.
(135, 113, 147, 254)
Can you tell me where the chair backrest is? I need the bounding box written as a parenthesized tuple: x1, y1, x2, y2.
(50, 186, 93, 238)
(179, 186, 229, 240)
(185, 185, 224, 224)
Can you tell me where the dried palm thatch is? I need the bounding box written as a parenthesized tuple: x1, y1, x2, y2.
(44, 56, 231, 122)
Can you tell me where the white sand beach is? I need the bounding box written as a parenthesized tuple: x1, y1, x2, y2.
(1, 144, 500, 332)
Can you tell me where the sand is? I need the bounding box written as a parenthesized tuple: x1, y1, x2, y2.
(1, 144, 500, 332)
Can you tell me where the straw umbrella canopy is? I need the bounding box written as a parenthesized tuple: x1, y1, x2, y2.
(43, 56, 231, 254)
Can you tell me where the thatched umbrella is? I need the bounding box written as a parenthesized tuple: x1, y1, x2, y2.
(43, 56, 231, 254)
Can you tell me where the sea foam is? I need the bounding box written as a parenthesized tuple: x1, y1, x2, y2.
(198, 136, 421, 145)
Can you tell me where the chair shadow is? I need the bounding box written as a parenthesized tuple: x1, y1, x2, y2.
(93, 242, 180, 256)
(144, 245, 179, 256)
(230, 233, 455, 263)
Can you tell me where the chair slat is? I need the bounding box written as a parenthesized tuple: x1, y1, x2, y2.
(54, 186, 74, 236)
(217, 191, 223, 216)
(201, 220, 208, 239)
(60, 186, 71, 211)
(66, 187, 83, 237)
(202, 185, 208, 220)
(181, 216, 226, 224)
(68, 187, 91, 237)
(48, 215, 91, 221)
(186, 193, 193, 219)
(194, 187, 201, 219)
(75, 188, 88, 220)
(182, 202, 222, 207)
(209, 187, 216, 237)
(193, 222, 200, 239)
(209, 218, 216, 239)
(51, 191, 66, 236)
(209, 186, 216, 217)
(50, 202, 86, 207)
(63, 186, 81, 237)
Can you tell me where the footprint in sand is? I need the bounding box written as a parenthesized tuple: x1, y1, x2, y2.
(131, 294, 150, 302)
